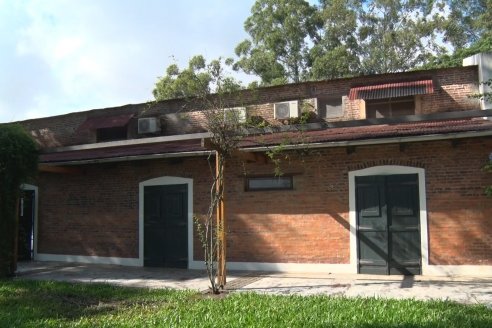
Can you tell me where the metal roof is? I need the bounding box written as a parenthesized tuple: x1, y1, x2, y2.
(349, 80, 434, 100)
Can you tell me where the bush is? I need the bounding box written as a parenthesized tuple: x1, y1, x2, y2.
(0, 124, 38, 277)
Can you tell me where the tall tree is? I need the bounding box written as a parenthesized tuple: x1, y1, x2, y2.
(443, 0, 492, 49)
(309, 0, 361, 79)
(356, 0, 445, 74)
(233, 0, 320, 85)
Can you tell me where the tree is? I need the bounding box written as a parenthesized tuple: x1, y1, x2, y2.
(154, 57, 244, 293)
(235, 0, 491, 81)
(421, 35, 492, 69)
(309, 0, 361, 79)
(233, 0, 320, 85)
(442, 0, 492, 49)
(153, 56, 241, 101)
(355, 0, 446, 74)
(0, 124, 38, 278)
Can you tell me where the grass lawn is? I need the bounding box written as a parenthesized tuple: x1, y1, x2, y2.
(1, 279, 491, 327)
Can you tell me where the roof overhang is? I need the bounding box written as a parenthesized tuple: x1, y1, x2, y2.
(349, 80, 434, 100)
(240, 129, 492, 152)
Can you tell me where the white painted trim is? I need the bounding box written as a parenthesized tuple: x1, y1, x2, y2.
(46, 132, 212, 153)
(348, 166, 428, 275)
(189, 260, 352, 273)
(424, 265, 492, 277)
(138, 176, 194, 268)
(41, 151, 214, 166)
(36, 253, 140, 266)
(21, 184, 38, 261)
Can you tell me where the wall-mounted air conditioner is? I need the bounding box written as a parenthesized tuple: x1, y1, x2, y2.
(274, 101, 299, 119)
(138, 117, 161, 134)
(224, 107, 247, 123)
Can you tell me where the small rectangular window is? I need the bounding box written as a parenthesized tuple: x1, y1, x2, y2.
(316, 96, 344, 118)
(245, 176, 293, 191)
(96, 126, 128, 142)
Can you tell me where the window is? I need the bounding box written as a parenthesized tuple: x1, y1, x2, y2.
(96, 126, 128, 142)
(366, 96, 415, 118)
(316, 96, 344, 118)
(245, 176, 293, 191)
(224, 107, 246, 124)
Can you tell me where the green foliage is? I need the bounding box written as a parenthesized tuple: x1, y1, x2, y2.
(483, 157, 492, 197)
(309, 0, 361, 79)
(1, 280, 491, 327)
(152, 55, 211, 101)
(442, 0, 492, 49)
(153, 56, 243, 101)
(233, 0, 491, 82)
(233, 0, 320, 85)
(356, 0, 444, 74)
(422, 36, 492, 70)
(0, 124, 38, 277)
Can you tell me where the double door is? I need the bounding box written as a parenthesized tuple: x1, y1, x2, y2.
(144, 184, 188, 268)
(356, 174, 421, 275)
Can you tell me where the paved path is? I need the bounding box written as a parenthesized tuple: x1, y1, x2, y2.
(15, 261, 492, 307)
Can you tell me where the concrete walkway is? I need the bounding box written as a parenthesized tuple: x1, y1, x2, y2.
(15, 261, 492, 307)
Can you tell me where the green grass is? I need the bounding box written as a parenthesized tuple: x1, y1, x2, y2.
(0, 279, 490, 327)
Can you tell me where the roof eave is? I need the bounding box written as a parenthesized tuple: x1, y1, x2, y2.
(240, 129, 492, 152)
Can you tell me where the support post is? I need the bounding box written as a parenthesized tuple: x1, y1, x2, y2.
(216, 151, 226, 287)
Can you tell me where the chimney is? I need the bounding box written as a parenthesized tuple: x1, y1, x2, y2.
(463, 52, 492, 110)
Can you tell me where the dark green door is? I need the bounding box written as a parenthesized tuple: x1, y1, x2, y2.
(17, 190, 35, 261)
(144, 184, 188, 268)
(356, 174, 421, 275)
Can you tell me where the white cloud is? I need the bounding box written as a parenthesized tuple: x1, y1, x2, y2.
(0, 0, 255, 123)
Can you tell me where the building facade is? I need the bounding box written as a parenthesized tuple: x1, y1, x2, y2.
(15, 53, 492, 276)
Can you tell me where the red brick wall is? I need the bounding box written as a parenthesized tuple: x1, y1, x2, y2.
(223, 136, 492, 265)
(19, 66, 480, 148)
(37, 157, 212, 258)
(36, 136, 492, 266)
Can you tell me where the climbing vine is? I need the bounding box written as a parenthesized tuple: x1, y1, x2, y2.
(0, 124, 38, 277)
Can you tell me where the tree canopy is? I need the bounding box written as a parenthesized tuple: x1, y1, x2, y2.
(233, 0, 320, 85)
(232, 0, 492, 85)
(153, 56, 242, 102)
(154, 0, 492, 97)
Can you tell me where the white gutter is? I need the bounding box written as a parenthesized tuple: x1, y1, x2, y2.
(240, 129, 492, 152)
(45, 132, 212, 153)
(41, 150, 214, 166)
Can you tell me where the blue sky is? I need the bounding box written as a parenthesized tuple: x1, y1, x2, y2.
(0, 0, 257, 123)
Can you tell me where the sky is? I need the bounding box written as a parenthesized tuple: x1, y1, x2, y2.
(0, 0, 257, 123)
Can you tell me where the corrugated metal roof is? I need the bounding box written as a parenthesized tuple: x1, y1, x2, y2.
(349, 80, 434, 100)
(76, 113, 134, 132)
(40, 118, 492, 164)
(241, 119, 492, 148)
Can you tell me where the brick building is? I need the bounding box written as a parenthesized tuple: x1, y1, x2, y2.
(15, 52, 492, 276)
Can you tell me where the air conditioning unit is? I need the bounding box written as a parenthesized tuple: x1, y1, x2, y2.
(224, 107, 246, 123)
(138, 117, 161, 134)
(274, 101, 299, 119)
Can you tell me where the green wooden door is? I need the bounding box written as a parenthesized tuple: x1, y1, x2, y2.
(356, 174, 421, 275)
(144, 184, 188, 268)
